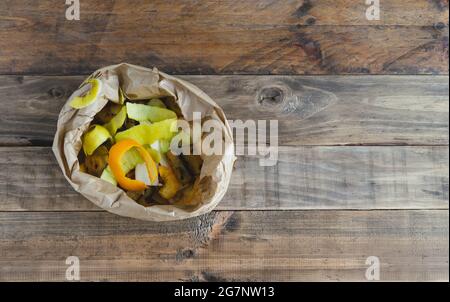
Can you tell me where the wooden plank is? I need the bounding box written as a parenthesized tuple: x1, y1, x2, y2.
(0, 210, 447, 281)
(0, 75, 448, 146)
(0, 1, 447, 75)
(0, 146, 447, 211)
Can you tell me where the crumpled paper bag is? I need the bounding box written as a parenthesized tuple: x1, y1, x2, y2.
(53, 63, 236, 221)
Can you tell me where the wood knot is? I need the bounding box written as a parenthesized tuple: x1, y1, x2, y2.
(433, 22, 446, 31)
(48, 87, 65, 98)
(257, 86, 284, 106)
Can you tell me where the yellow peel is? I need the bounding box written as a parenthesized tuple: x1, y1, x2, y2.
(147, 99, 166, 108)
(82, 125, 111, 155)
(144, 146, 161, 164)
(100, 166, 117, 186)
(103, 105, 127, 136)
(126, 102, 177, 122)
(70, 79, 102, 109)
(115, 118, 177, 145)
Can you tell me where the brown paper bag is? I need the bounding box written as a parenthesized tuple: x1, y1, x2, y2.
(53, 63, 236, 221)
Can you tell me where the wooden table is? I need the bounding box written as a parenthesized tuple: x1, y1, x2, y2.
(0, 1, 448, 281)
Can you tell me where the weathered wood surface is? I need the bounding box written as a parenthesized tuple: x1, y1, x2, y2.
(0, 210, 447, 281)
(0, 1, 447, 75)
(0, 75, 448, 146)
(1, 1, 448, 283)
(0, 146, 448, 211)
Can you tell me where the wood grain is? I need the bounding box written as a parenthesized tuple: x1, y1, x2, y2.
(0, 210, 447, 281)
(0, 1, 447, 283)
(0, 146, 447, 211)
(0, 75, 448, 146)
(0, 0, 447, 75)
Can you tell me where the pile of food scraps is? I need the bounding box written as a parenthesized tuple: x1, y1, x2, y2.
(72, 78, 204, 207)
